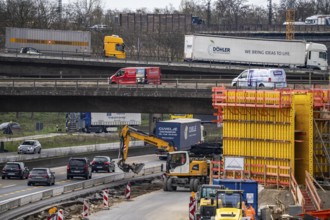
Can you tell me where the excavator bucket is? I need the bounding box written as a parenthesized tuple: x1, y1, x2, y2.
(117, 160, 145, 174)
(130, 163, 145, 174)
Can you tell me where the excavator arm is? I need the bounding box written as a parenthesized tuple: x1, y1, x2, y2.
(117, 125, 176, 174)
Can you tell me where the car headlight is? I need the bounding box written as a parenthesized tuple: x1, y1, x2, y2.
(29, 147, 33, 150)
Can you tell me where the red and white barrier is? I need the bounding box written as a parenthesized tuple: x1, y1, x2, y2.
(125, 182, 131, 200)
(103, 189, 109, 209)
(189, 196, 196, 220)
(57, 209, 64, 220)
(82, 199, 89, 218)
(47, 214, 57, 220)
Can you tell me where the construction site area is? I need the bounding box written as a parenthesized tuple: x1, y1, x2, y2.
(211, 85, 330, 219)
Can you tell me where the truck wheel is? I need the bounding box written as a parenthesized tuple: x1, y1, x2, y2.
(166, 177, 174, 191)
(189, 179, 195, 192)
(193, 179, 200, 192)
(163, 178, 168, 191)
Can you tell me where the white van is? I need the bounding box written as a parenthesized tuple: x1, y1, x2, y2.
(231, 68, 287, 88)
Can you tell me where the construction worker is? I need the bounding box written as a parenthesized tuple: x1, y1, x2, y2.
(243, 202, 256, 220)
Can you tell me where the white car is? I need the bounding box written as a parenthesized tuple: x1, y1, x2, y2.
(89, 24, 108, 30)
(20, 47, 41, 55)
(18, 140, 42, 154)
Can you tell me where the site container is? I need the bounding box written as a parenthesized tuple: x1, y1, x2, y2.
(5, 27, 92, 55)
(155, 119, 202, 151)
(213, 179, 258, 214)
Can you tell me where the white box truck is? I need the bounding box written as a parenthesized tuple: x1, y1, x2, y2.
(66, 112, 142, 133)
(184, 34, 328, 70)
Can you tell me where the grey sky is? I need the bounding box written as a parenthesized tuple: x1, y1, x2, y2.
(62, 0, 280, 11)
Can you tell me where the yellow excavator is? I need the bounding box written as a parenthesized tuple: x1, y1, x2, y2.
(117, 125, 212, 192)
(117, 125, 176, 174)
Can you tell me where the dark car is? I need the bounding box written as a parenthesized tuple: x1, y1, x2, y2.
(0, 122, 21, 134)
(1, 162, 29, 179)
(17, 140, 42, 154)
(67, 157, 92, 180)
(20, 47, 41, 55)
(91, 156, 115, 173)
(27, 168, 55, 186)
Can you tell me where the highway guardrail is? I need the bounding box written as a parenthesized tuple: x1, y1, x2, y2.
(0, 164, 162, 214)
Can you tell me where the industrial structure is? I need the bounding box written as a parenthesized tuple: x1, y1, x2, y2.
(212, 86, 330, 185)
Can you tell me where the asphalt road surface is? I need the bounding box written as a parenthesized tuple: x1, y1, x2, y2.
(0, 154, 164, 203)
(89, 189, 190, 220)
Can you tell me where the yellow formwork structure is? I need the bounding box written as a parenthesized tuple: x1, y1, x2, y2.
(212, 87, 329, 185)
(293, 92, 314, 184)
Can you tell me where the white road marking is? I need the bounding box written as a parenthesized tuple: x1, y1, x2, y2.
(1, 184, 16, 189)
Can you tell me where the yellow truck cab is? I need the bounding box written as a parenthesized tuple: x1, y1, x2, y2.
(103, 35, 126, 59)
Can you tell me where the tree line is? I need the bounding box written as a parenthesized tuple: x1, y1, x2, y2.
(0, 0, 329, 60)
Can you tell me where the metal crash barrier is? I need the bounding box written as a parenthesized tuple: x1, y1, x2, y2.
(0, 165, 162, 214)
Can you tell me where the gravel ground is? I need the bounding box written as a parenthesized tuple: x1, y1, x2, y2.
(21, 180, 330, 219)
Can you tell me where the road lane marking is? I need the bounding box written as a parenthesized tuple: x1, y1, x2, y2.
(1, 184, 16, 189)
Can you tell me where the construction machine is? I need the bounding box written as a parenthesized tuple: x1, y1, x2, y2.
(117, 125, 220, 192)
(211, 190, 244, 220)
(117, 125, 176, 174)
(195, 184, 226, 220)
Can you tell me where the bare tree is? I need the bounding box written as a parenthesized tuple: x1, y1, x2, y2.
(312, 0, 330, 14)
(65, 0, 103, 29)
(6, 0, 36, 27)
(214, 0, 249, 28)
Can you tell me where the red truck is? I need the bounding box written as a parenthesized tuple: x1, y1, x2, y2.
(108, 67, 161, 84)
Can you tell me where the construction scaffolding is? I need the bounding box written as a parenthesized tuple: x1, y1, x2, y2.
(212, 86, 330, 185)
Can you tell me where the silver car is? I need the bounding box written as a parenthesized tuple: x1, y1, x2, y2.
(18, 140, 42, 154)
(27, 168, 55, 186)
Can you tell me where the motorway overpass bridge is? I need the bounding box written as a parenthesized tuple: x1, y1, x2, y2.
(0, 53, 327, 80)
(0, 79, 213, 114)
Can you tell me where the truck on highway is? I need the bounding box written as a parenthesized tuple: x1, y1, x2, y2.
(103, 35, 126, 59)
(184, 34, 328, 70)
(65, 112, 141, 133)
(5, 27, 126, 58)
(305, 14, 330, 25)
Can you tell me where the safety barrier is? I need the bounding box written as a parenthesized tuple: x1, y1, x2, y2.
(0, 165, 162, 214)
(0, 141, 144, 163)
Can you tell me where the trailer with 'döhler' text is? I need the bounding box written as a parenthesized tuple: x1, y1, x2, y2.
(184, 34, 328, 70)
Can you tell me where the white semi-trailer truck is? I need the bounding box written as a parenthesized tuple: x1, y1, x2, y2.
(66, 112, 142, 133)
(184, 34, 328, 70)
